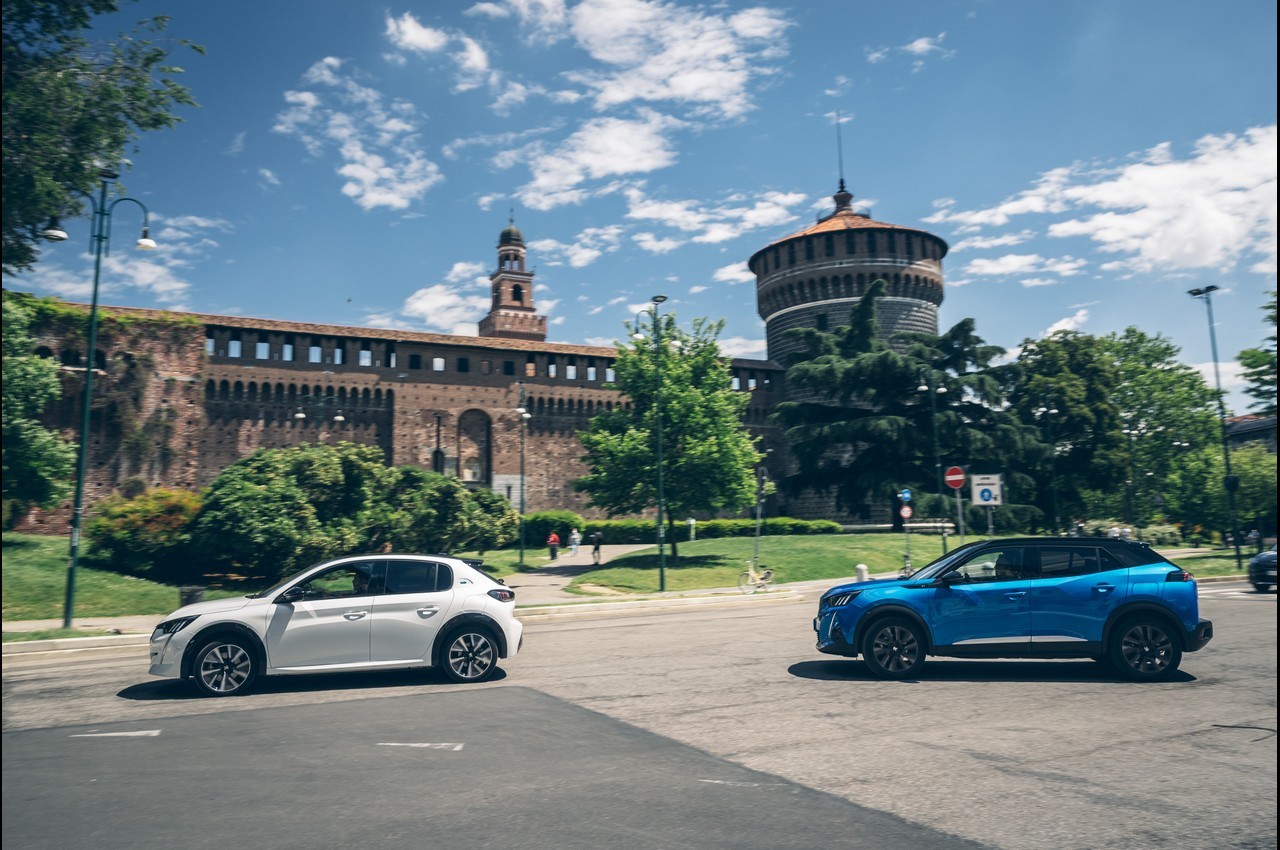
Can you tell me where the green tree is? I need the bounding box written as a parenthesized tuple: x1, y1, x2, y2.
(577, 315, 761, 556)
(1166, 443, 1276, 539)
(2, 0, 202, 273)
(2, 292, 77, 518)
(1236, 288, 1277, 415)
(774, 281, 1039, 525)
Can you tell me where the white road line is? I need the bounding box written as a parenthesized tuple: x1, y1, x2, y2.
(696, 779, 788, 787)
(70, 730, 161, 738)
(377, 743, 465, 750)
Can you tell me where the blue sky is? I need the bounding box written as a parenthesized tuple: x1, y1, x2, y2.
(11, 0, 1276, 412)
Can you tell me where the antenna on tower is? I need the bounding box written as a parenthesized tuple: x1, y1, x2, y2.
(509, 204, 515, 226)
(835, 110, 846, 192)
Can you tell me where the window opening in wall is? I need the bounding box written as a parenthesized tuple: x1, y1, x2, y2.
(309, 345, 322, 363)
(481, 360, 492, 374)
(846, 232, 855, 254)
(512, 283, 524, 303)
(334, 345, 346, 365)
(867, 233, 877, 253)
(587, 366, 597, 381)
(255, 341, 270, 360)
(359, 348, 373, 367)
(205, 337, 215, 354)
(824, 234, 834, 257)
(408, 354, 422, 370)
(804, 238, 814, 260)
(525, 359, 536, 377)
(773, 248, 780, 270)
(731, 376, 741, 390)
(503, 360, 515, 376)
(887, 233, 896, 254)
(566, 364, 577, 380)
(605, 367, 616, 382)
(905, 235, 914, 258)
(816, 314, 828, 331)
(787, 243, 796, 265)
(457, 357, 470, 373)
(387, 349, 396, 368)
(282, 343, 294, 362)
(432, 357, 445, 371)
(228, 339, 242, 358)
(747, 376, 757, 390)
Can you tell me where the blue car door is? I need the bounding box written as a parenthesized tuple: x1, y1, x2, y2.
(929, 546, 1032, 649)
(1030, 546, 1126, 645)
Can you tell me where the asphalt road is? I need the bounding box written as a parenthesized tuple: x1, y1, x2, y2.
(3, 581, 1275, 850)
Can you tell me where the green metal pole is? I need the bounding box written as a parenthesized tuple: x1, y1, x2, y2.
(653, 297, 667, 592)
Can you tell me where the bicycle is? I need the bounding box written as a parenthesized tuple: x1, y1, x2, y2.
(738, 560, 775, 593)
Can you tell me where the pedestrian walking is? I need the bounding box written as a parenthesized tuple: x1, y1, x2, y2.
(590, 531, 603, 564)
(568, 527, 582, 556)
(1108, 526, 1120, 539)
(1120, 527, 1132, 541)
(1247, 529, 1262, 552)
(547, 531, 560, 560)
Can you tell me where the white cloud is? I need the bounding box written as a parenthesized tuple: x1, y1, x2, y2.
(1019, 277, 1057, 288)
(565, 0, 791, 119)
(717, 336, 766, 358)
(688, 285, 707, 293)
(633, 231, 684, 253)
(950, 230, 1034, 251)
(272, 58, 442, 211)
(385, 13, 450, 52)
(466, 0, 568, 44)
(624, 187, 806, 244)
(258, 168, 281, 186)
(712, 262, 756, 284)
(400, 284, 491, 334)
(865, 46, 889, 64)
(962, 253, 1088, 278)
(225, 131, 246, 155)
(445, 261, 490, 286)
(1042, 309, 1090, 336)
(528, 225, 623, 267)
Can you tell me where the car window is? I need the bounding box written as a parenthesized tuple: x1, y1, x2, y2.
(385, 560, 439, 595)
(1039, 547, 1104, 578)
(297, 564, 374, 599)
(951, 547, 1030, 583)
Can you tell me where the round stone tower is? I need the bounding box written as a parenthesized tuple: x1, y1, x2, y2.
(748, 181, 948, 367)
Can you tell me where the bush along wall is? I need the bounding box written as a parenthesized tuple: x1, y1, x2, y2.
(530, 517, 842, 546)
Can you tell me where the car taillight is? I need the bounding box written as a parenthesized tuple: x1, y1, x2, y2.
(488, 588, 515, 602)
(1165, 569, 1194, 582)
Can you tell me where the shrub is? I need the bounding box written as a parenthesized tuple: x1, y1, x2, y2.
(84, 488, 203, 583)
(522, 510, 586, 545)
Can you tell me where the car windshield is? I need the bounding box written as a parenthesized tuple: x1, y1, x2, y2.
(247, 561, 331, 599)
(904, 541, 987, 580)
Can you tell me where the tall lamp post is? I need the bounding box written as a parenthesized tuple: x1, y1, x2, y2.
(39, 168, 157, 628)
(1036, 400, 1061, 535)
(515, 383, 531, 565)
(917, 371, 949, 553)
(1188, 286, 1244, 570)
(633, 295, 669, 592)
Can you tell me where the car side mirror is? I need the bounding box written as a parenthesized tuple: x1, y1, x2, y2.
(276, 585, 307, 604)
(939, 571, 967, 585)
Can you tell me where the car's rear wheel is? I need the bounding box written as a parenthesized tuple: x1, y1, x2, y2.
(1254, 583, 1272, 593)
(441, 627, 498, 683)
(861, 617, 926, 679)
(192, 636, 258, 697)
(1109, 617, 1183, 681)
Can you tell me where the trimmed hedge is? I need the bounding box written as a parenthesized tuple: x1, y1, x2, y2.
(535, 517, 842, 545)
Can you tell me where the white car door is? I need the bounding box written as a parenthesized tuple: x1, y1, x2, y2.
(370, 559, 458, 663)
(266, 563, 374, 669)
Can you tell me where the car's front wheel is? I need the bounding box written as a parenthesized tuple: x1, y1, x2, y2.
(441, 627, 498, 683)
(1253, 582, 1272, 593)
(192, 636, 258, 697)
(861, 617, 926, 679)
(1108, 617, 1183, 681)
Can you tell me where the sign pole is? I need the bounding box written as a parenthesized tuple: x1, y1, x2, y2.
(944, 466, 967, 543)
(955, 489, 965, 542)
(899, 489, 913, 575)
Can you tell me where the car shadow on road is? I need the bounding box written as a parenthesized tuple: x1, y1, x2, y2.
(787, 659, 1196, 684)
(116, 667, 509, 701)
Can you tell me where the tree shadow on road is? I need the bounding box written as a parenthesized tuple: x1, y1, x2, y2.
(788, 658, 1196, 684)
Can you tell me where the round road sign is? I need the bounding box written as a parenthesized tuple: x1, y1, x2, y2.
(944, 466, 966, 489)
(900, 505, 913, 519)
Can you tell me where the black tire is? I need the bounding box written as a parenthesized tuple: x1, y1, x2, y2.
(1108, 616, 1183, 681)
(861, 617, 926, 679)
(1254, 583, 1272, 593)
(191, 636, 259, 697)
(440, 626, 499, 683)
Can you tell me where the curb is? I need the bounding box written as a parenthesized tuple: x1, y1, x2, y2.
(1, 590, 805, 659)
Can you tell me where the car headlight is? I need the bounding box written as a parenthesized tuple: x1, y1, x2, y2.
(154, 615, 198, 636)
(822, 590, 862, 609)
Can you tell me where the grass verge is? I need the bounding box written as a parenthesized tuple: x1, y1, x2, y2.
(3, 628, 119, 643)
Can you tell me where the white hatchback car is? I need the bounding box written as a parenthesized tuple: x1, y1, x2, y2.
(150, 554, 523, 696)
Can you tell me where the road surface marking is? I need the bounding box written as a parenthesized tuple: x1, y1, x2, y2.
(377, 743, 465, 750)
(70, 730, 161, 738)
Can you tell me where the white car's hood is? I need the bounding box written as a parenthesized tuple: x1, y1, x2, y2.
(167, 596, 254, 619)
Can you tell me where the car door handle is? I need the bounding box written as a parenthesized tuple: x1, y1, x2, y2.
(1003, 592, 1026, 600)
(416, 607, 439, 618)
(1093, 584, 1115, 594)
(342, 611, 368, 620)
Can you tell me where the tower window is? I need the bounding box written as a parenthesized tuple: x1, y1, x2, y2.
(804, 238, 814, 260)
(512, 283, 524, 304)
(457, 357, 470, 373)
(309, 345, 322, 363)
(846, 232, 855, 254)
(256, 341, 270, 360)
(409, 354, 422, 370)
(228, 338, 242, 358)
(433, 357, 446, 371)
(503, 360, 515, 376)
(787, 244, 796, 266)
(824, 234, 834, 257)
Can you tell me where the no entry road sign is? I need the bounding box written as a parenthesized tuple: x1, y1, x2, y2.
(944, 466, 966, 489)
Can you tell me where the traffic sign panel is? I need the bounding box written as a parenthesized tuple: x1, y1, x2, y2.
(970, 474, 1003, 506)
(899, 489, 912, 502)
(944, 466, 966, 489)
(900, 505, 913, 519)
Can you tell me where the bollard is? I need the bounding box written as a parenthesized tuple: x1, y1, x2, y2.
(855, 563, 869, 582)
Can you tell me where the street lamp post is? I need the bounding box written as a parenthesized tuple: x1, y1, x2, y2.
(1188, 286, 1245, 570)
(515, 383, 531, 566)
(292, 394, 347, 427)
(917, 371, 949, 553)
(1036, 400, 1061, 535)
(633, 295, 669, 592)
(39, 168, 156, 629)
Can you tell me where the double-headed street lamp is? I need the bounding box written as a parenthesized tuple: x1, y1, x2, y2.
(515, 382, 532, 565)
(633, 295, 669, 592)
(39, 168, 157, 629)
(292, 394, 346, 424)
(917, 371, 949, 553)
(1188, 285, 1244, 570)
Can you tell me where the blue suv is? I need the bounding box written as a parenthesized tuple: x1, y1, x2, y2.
(814, 538, 1213, 680)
